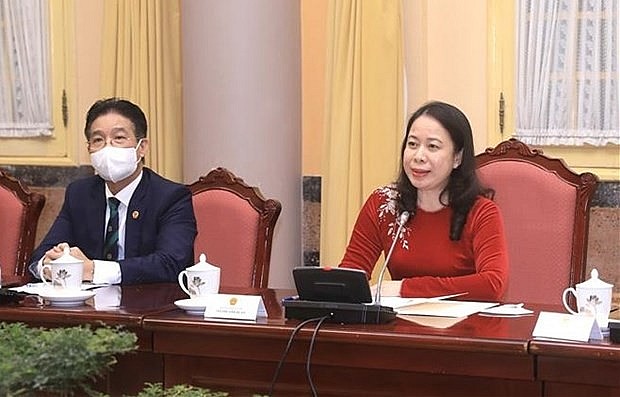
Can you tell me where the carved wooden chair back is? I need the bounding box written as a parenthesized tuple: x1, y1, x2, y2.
(476, 139, 598, 304)
(188, 167, 281, 288)
(0, 170, 46, 277)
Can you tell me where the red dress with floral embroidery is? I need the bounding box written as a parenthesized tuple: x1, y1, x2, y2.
(339, 186, 509, 301)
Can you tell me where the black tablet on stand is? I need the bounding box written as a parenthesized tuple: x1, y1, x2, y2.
(282, 267, 396, 324)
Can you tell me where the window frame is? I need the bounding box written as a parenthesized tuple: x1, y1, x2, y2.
(0, 0, 77, 166)
(487, 0, 619, 181)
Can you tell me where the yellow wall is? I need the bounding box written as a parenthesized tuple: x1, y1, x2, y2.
(423, 0, 488, 153)
(300, 0, 491, 176)
(3, 1, 616, 178)
(73, 0, 328, 172)
(74, 0, 104, 165)
(300, 0, 328, 176)
(300, 1, 618, 180)
(0, 0, 104, 166)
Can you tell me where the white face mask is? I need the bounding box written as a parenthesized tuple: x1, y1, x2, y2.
(91, 139, 142, 183)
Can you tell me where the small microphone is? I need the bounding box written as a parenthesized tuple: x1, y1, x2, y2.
(374, 211, 410, 305)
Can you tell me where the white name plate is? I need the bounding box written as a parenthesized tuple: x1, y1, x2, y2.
(203, 294, 267, 321)
(532, 311, 603, 342)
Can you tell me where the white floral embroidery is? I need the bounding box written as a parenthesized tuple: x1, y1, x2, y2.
(375, 186, 410, 250)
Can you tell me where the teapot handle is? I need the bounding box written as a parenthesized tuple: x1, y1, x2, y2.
(178, 271, 192, 296)
(562, 287, 578, 314)
(39, 264, 52, 286)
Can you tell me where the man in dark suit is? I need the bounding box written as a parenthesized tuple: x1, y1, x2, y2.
(29, 98, 197, 284)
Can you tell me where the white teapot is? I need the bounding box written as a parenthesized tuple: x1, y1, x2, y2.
(562, 268, 614, 329)
(40, 246, 84, 290)
(178, 254, 220, 298)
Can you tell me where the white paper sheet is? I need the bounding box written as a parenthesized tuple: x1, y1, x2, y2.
(396, 300, 498, 318)
(532, 311, 603, 342)
(380, 292, 470, 309)
(397, 314, 468, 328)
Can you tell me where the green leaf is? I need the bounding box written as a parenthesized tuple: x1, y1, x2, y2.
(0, 322, 137, 396)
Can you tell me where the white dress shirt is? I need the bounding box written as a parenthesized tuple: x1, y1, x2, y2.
(94, 171, 144, 284)
(36, 172, 144, 285)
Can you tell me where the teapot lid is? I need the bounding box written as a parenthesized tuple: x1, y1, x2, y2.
(51, 246, 83, 264)
(186, 253, 218, 271)
(577, 268, 613, 289)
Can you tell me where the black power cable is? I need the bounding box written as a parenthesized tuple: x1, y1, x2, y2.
(305, 315, 330, 396)
(268, 315, 331, 396)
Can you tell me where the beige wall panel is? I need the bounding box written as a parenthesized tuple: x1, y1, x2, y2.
(301, 0, 328, 176)
(424, 0, 488, 153)
(182, 0, 301, 289)
(74, 0, 104, 165)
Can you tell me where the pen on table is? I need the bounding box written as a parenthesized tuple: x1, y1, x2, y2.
(427, 292, 469, 301)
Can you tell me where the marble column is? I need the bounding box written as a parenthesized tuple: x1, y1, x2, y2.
(181, 0, 301, 288)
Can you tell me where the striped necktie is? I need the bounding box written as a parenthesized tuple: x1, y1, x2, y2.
(103, 197, 121, 260)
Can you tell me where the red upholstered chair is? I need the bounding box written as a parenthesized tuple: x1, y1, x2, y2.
(475, 139, 598, 304)
(188, 167, 281, 288)
(0, 170, 46, 278)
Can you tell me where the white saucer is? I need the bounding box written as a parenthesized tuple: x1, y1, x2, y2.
(174, 298, 209, 315)
(38, 289, 96, 307)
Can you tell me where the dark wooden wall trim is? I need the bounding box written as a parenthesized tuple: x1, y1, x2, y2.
(0, 165, 94, 188)
(0, 167, 616, 268)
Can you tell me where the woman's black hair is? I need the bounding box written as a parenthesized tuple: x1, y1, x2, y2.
(395, 101, 492, 240)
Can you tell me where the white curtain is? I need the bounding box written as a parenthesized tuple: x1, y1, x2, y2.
(0, 0, 52, 138)
(516, 0, 619, 146)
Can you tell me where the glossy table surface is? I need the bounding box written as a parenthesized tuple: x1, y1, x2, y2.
(1, 281, 618, 397)
(0, 282, 185, 327)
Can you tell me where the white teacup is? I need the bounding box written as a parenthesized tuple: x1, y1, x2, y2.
(562, 268, 613, 329)
(40, 247, 84, 291)
(178, 254, 220, 298)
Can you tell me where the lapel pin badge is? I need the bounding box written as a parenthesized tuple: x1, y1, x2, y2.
(132, 210, 140, 220)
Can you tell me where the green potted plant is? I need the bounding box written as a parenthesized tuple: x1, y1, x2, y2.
(130, 383, 268, 397)
(0, 322, 137, 396)
(0, 322, 268, 397)
(131, 383, 228, 397)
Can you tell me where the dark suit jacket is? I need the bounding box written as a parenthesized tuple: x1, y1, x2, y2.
(30, 168, 197, 284)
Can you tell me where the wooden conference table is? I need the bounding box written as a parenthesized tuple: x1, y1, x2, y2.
(0, 280, 618, 397)
(0, 276, 186, 395)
